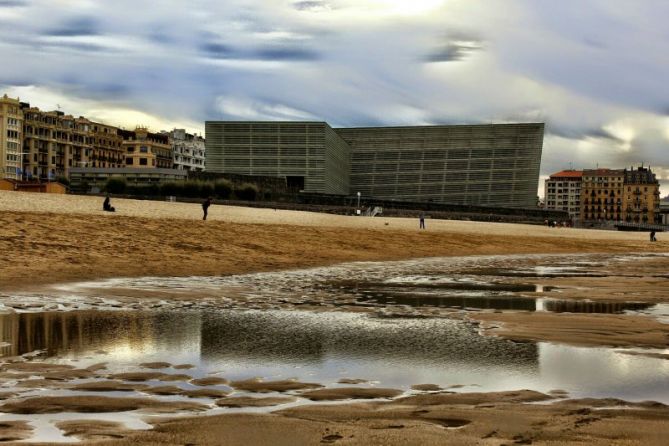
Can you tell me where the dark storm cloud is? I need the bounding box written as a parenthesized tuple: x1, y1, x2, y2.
(425, 37, 482, 62)
(45, 17, 101, 37)
(255, 46, 319, 61)
(0, 0, 27, 7)
(146, 30, 176, 45)
(200, 40, 319, 61)
(293, 1, 331, 11)
(200, 42, 235, 59)
(0, 77, 34, 87)
(547, 125, 623, 143)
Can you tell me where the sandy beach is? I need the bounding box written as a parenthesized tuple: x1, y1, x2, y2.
(1, 190, 668, 445)
(0, 190, 663, 290)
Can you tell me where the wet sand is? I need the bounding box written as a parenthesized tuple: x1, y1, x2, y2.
(1, 352, 667, 445)
(0, 395, 208, 414)
(51, 391, 669, 446)
(471, 312, 669, 348)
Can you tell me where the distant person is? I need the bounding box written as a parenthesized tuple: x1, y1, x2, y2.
(103, 195, 115, 212)
(419, 212, 426, 230)
(650, 230, 657, 242)
(202, 197, 212, 220)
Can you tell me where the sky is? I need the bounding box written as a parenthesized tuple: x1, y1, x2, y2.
(1, 0, 668, 197)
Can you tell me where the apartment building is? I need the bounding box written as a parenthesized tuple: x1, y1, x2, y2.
(20, 105, 124, 180)
(622, 166, 660, 223)
(164, 129, 205, 171)
(544, 170, 582, 222)
(0, 95, 24, 180)
(88, 120, 124, 169)
(120, 127, 171, 169)
(580, 169, 625, 223)
(2, 94, 186, 181)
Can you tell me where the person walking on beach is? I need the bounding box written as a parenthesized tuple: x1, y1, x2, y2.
(202, 197, 212, 220)
(650, 230, 657, 242)
(419, 212, 426, 230)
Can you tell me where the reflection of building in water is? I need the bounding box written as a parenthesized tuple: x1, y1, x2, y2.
(541, 300, 654, 314)
(200, 311, 539, 370)
(0, 311, 201, 358)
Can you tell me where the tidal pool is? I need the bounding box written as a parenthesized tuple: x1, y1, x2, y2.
(1, 309, 668, 403)
(1, 252, 669, 441)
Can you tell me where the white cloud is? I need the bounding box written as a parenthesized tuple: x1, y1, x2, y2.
(215, 97, 320, 121)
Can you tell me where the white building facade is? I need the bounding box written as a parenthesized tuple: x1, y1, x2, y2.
(544, 170, 583, 223)
(167, 129, 205, 171)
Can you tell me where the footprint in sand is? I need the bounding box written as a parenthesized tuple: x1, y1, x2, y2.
(321, 433, 343, 443)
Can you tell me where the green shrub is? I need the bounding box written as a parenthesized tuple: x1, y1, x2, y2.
(160, 181, 179, 197)
(105, 176, 126, 194)
(130, 183, 160, 196)
(56, 176, 70, 187)
(235, 182, 259, 201)
(182, 180, 202, 198)
(200, 182, 214, 198)
(214, 179, 233, 199)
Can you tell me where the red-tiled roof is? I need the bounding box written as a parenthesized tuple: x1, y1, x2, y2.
(549, 170, 583, 178)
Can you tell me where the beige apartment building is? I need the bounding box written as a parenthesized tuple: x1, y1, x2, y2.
(580, 169, 625, 223)
(544, 170, 582, 223)
(121, 127, 171, 169)
(2, 93, 178, 181)
(0, 94, 24, 180)
(21, 105, 124, 180)
(622, 166, 660, 223)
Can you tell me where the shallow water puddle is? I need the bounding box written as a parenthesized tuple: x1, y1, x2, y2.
(0, 309, 667, 403)
(5, 252, 662, 316)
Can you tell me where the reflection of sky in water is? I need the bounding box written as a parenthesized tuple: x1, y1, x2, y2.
(1, 310, 668, 403)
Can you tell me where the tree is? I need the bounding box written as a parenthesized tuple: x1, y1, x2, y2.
(105, 176, 126, 194)
(214, 179, 233, 199)
(235, 183, 259, 201)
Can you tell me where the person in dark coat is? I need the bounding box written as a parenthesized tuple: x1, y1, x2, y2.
(419, 212, 426, 230)
(650, 230, 657, 242)
(103, 195, 115, 212)
(202, 197, 212, 220)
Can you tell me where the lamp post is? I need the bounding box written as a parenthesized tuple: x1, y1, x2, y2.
(357, 191, 361, 208)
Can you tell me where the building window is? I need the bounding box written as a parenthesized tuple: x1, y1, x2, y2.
(140, 146, 148, 153)
(139, 158, 148, 165)
(126, 158, 133, 165)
